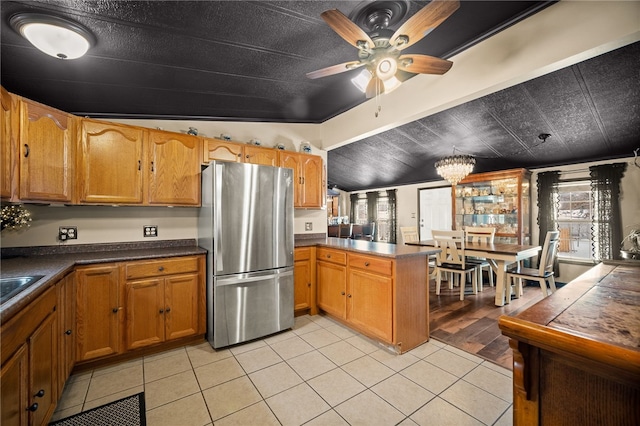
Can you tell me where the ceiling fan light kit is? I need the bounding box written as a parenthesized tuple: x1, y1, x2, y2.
(10, 12, 95, 59)
(308, 0, 460, 97)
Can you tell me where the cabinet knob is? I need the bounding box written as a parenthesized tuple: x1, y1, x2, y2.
(158, 266, 165, 272)
(327, 254, 331, 258)
(65, 329, 72, 335)
(159, 309, 164, 314)
(307, 283, 311, 287)
(112, 307, 119, 313)
(24, 144, 30, 157)
(34, 389, 45, 398)
(364, 262, 370, 266)
(347, 294, 352, 298)
(340, 291, 345, 296)
(165, 307, 171, 313)
(27, 403, 38, 412)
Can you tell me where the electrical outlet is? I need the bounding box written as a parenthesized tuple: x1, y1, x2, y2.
(59, 226, 77, 241)
(144, 225, 158, 237)
(305, 222, 313, 231)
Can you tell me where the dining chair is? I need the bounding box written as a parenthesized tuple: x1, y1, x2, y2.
(464, 226, 496, 291)
(432, 230, 478, 301)
(400, 226, 419, 244)
(338, 223, 353, 238)
(328, 225, 339, 237)
(506, 230, 560, 298)
(362, 222, 375, 241)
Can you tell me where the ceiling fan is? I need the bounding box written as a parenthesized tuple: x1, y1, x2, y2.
(307, 0, 460, 98)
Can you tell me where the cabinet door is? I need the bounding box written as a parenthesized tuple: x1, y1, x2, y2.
(244, 145, 278, 166)
(164, 273, 200, 341)
(300, 154, 323, 207)
(1, 87, 17, 200)
(76, 265, 121, 361)
(78, 119, 145, 204)
(19, 98, 74, 202)
(57, 274, 76, 395)
(1, 344, 28, 426)
(148, 130, 201, 206)
(294, 258, 312, 311)
(28, 312, 57, 426)
(348, 269, 393, 343)
(279, 151, 302, 205)
(203, 138, 243, 163)
(316, 261, 346, 319)
(125, 278, 165, 350)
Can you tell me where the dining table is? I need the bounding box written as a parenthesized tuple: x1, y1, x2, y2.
(406, 240, 541, 306)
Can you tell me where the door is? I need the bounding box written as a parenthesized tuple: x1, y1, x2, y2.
(1, 344, 28, 426)
(244, 145, 278, 166)
(1, 87, 17, 200)
(300, 154, 323, 207)
(294, 256, 312, 311)
(203, 138, 243, 163)
(316, 261, 346, 319)
(29, 312, 57, 426)
(419, 186, 452, 240)
(212, 268, 293, 348)
(164, 273, 200, 341)
(147, 130, 201, 205)
(347, 269, 393, 342)
(76, 265, 121, 361)
(58, 274, 76, 395)
(19, 99, 74, 202)
(78, 119, 145, 204)
(125, 278, 164, 350)
(213, 162, 294, 275)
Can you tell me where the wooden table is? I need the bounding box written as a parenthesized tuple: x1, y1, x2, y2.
(406, 240, 541, 306)
(498, 261, 640, 425)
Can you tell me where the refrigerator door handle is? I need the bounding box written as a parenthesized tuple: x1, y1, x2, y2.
(215, 269, 292, 287)
(214, 165, 224, 272)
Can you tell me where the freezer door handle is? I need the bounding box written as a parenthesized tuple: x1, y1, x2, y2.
(215, 269, 293, 287)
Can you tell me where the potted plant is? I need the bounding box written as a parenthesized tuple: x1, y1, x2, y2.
(620, 225, 640, 260)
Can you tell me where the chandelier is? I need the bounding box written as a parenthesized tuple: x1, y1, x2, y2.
(435, 149, 475, 185)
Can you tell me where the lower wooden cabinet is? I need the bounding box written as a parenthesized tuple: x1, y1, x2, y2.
(76, 255, 205, 363)
(1, 286, 58, 426)
(57, 274, 76, 395)
(294, 247, 316, 316)
(315, 247, 429, 353)
(75, 264, 121, 362)
(124, 257, 201, 350)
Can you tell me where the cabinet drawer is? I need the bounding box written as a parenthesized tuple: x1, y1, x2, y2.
(317, 248, 346, 265)
(294, 247, 311, 261)
(125, 256, 199, 280)
(348, 253, 393, 276)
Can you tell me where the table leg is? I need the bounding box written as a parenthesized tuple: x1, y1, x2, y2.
(494, 260, 508, 306)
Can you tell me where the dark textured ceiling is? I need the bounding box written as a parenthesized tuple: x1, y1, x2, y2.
(1, 0, 552, 122)
(328, 41, 640, 191)
(1, 1, 637, 193)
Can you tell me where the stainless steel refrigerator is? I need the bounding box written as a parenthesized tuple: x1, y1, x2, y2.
(198, 161, 294, 348)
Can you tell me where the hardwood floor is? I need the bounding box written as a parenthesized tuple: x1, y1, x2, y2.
(428, 276, 546, 370)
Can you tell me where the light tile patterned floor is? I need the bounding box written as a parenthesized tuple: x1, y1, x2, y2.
(53, 314, 513, 426)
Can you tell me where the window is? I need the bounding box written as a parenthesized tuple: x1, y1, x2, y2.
(350, 190, 397, 243)
(556, 181, 593, 260)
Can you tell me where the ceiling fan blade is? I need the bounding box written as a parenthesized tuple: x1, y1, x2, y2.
(398, 54, 453, 75)
(365, 76, 382, 99)
(389, 0, 460, 51)
(321, 9, 375, 50)
(306, 61, 364, 79)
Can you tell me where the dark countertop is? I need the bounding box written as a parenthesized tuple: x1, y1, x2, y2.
(296, 237, 441, 259)
(1, 240, 206, 323)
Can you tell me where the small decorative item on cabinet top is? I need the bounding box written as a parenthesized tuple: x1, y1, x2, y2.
(187, 127, 198, 136)
(300, 141, 312, 153)
(275, 143, 286, 150)
(220, 133, 232, 140)
(249, 139, 261, 146)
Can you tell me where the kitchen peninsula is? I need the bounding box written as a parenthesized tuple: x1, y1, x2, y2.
(295, 237, 440, 354)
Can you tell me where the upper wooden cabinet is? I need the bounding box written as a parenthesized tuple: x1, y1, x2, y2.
(1, 87, 18, 201)
(244, 144, 279, 166)
(147, 130, 201, 206)
(279, 151, 323, 208)
(18, 98, 75, 202)
(77, 119, 146, 204)
(203, 138, 243, 163)
(77, 122, 201, 206)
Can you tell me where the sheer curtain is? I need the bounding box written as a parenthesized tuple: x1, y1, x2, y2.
(349, 193, 359, 224)
(537, 171, 560, 274)
(589, 163, 627, 261)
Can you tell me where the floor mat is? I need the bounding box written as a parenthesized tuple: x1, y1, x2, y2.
(50, 392, 145, 426)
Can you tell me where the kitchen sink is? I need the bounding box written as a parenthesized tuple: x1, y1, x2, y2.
(0, 275, 44, 304)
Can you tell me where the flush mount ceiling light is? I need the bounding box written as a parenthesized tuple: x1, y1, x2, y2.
(435, 147, 476, 185)
(10, 13, 95, 59)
